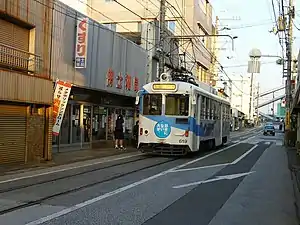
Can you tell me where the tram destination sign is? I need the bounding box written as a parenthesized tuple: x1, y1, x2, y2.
(152, 83, 177, 91)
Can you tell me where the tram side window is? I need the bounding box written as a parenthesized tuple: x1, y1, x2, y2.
(165, 94, 189, 116)
(142, 94, 162, 115)
(228, 105, 231, 120)
(226, 105, 230, 120)
(212, 101, 216, 119)
(216, 102, 220, 119)
(210, 100, 214, 119)
(200, 96, 206, 119)
(206, 98, 210, 119)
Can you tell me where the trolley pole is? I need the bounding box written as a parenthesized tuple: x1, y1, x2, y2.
(158, 0, 167, 77)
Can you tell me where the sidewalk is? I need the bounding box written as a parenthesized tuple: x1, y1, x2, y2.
(286, 147, 300, 222)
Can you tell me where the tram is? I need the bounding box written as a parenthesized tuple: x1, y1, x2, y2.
(135, 71, 231, 156)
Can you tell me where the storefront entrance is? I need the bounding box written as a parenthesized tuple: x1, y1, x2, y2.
(52, 88, 137, 152)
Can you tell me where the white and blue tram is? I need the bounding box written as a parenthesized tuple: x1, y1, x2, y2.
(135, 72, 231, 156)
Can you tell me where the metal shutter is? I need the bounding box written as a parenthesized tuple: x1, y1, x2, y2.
(0, 19, 13, 46)
(0, 105, 27, 165)
(12, 23, 29, 51)
(0, 19, 29, 51)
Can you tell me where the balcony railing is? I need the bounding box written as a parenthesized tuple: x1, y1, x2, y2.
(0, 43, 42, 75)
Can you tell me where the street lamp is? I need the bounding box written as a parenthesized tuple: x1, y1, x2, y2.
(248, 48, 262, 124)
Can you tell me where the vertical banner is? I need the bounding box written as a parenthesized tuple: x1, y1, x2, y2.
(75, 17, 89, 68)
(52, 80, 72, 136)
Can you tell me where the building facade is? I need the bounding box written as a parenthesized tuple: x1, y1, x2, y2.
(0, 0, 53, 165)
(51, 2, 148, 152)
(69, 0, 215, 83)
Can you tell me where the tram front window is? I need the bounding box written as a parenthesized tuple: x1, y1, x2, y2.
(165, 94, 189, 116)
(142, 94, 162, 115)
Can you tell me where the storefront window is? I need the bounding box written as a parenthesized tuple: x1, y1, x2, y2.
(107, 108, 115, 140)
(92, 106, 107, 140)
(124, 110, 134, 140)
(83, 106, 91, 143)
(60, 104, 71, 144)
(72, 104, 81, 143)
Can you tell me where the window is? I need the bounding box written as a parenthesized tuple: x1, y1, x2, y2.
(200, 96, 206, 119)
(206, 98, 210, 119)
(167, 21, 176, 33)
(165, 94, 189, 116)
(142, 94, 162, 115)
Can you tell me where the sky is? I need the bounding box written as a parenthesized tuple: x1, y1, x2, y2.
(211, 0, 300, 114)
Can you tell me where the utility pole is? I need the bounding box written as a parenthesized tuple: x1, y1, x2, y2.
(249, 73, 254, 124)
(256, 83, 259, 125)
(158, 0, 166, 78)
(285, 0, 294, 132)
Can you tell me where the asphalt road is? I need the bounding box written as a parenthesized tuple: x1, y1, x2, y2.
(0, 128, 297, 225)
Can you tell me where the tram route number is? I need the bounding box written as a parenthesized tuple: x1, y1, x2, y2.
(179, 139, 187, 143)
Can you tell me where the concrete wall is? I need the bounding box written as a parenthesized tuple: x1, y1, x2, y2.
(51, 2, 148, 97)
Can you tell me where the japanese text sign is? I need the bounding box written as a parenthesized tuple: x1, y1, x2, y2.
(52, 80, 72, 136)
(75, 17, 89, 68)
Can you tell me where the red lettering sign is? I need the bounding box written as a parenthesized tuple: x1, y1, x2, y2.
(125, 74, 131, 90)
(106, 68, 114, 87)
(134, 77, 139, 92)
(76, 19, 87, 57)
(116, 72, 123, 89)
(52, 98, 61, 123)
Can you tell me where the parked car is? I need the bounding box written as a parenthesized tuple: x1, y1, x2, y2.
(263, 124, 275, 136)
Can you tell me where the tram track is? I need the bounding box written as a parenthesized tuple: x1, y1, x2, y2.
(0, 155, 152, 193)
(0, 156, 180, 215)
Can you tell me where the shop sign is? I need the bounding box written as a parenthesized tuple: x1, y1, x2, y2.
(106, 68, 139, 92)
(116, 72, 123, 89)
(125, 74, 132, 90)
(106, 68, 114, 87)
(53, 80, 72, 136)
(75, 17, 89, 68)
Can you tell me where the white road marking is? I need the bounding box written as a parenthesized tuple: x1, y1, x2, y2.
(0, 153, 144, 184)
(172, 144, 259, 173)
(264, 141, 270, 145)
(173, 171, 255, 189)
(25, 142, 244, 225)
(231, 145, 258, 164)
(170, 163, 230, 173)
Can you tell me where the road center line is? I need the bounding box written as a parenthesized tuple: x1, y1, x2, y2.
(25, 141, 245, 225)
